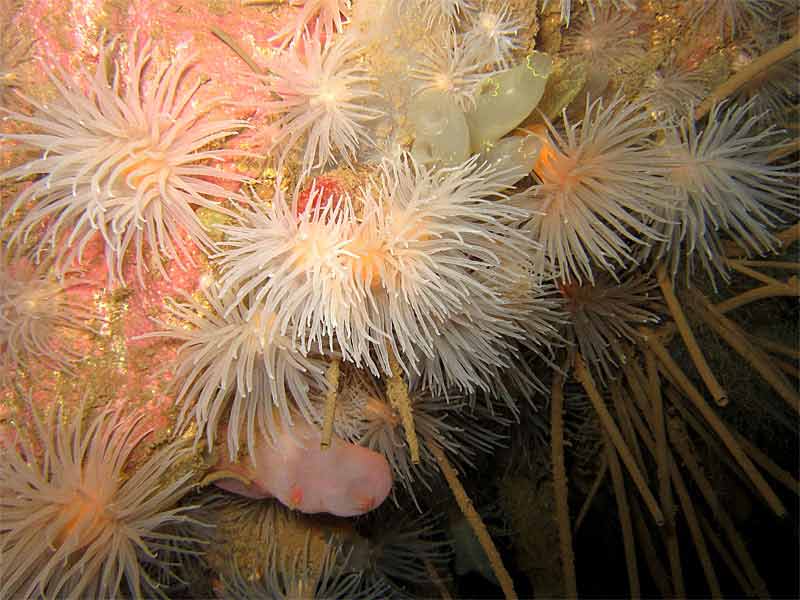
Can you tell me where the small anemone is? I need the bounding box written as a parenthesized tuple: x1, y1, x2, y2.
(560, 272, 661, 381)
(352, 510, 452, 595)
(223, 531, 382, 600)
(144, 279, 328, 463)
(515, 94, 674, 284)
(409, 27, 490, 111)
(641, 58, 709, 122)
(541, 0, 638, 27)
(463, 4, 526, 69)
(563, 5, 645, 76)
(357, 154, 538, 382)
(407, 0, 476, 28)
(269, 0, 353, 48)
(732, 27, 800, 129)
(264, 35, 384, 176)
(692, 0, 785, 39)
(0, 256, 100, 377)
(332, 366, 507, 509)
(0, 397, 201, 599)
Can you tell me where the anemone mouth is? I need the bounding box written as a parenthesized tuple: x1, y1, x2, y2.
(52, 489, 114, 547)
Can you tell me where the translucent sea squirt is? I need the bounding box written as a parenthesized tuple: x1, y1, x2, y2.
(467, 51, 554, 151)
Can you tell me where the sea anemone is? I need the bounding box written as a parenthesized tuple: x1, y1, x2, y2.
(353, 511, 452, 595)
(514, 95, 673, 284)
(416, 297, 523, 399)
(563, 6, 645, 77)
(264, 35, 384, 176)
(731, 29, 800, 129)
(270, 0, 352, 48)
(223, 533, 375, 600)
(216, 183, 372, 366)
(333, 366, 506, 507)
(559, 273, 660, 380)
(413, 267, 562, 402)
(463, 5, 526, 69)
(0, 257, 98, 376)
(641, 58, 709, 121)
(142, 518, 211, 597)
(692, 0, 784, 39)
(541, 0, 638, 27)
(0, 398, 201, 599)
(0, 39, 248, 285)
(355, 155, 537, 379)
(409, 28, 489, 111)
(408, 0, 476, 27)
(146, 279, 328, 463)
(650, 101, 798, 281)
(218, 155, 536, 386)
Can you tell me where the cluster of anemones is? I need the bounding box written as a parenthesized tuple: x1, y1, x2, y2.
(1, 0, 799, 597)
(216, 155, 558, 395)
(515, 93, 797, 286)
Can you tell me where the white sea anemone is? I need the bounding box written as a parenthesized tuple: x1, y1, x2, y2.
(732, 30, 800, 129)
(146, 280, 328, 462)
(560, 273, 660, 380)
(216, 184, 374, 367)
(334, 366, 506, 507)
(265, 35, 383, 176)
(463, 5, 526, 68)
(414, 264, 563, 402)
(0, 257, 98, 376)
(642, 59, 709, 121)
(692, 0, 784, 38)
(441, 267, 564, 409)
(406, 0, 476, 27)
(514, 95, 674, 284)
(356, 155, 537, 381)
(417, 296, 523, 399)
(650, 102, 798, 281)
(0, 39, 248, 285)
(409, 28, 489, 111)
(218, 155, 537, 391)
(270, 0, 352, 48)
(223, 533, 374, 600)
(541, 0, 638, 27)
(0, 399, 200, 599)
(563, 6, 645, 76)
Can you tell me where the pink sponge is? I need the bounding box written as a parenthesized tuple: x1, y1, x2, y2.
(213, 418, 393, 517)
